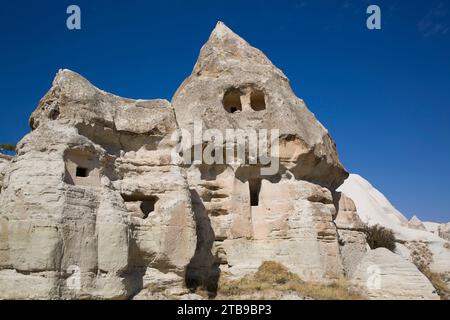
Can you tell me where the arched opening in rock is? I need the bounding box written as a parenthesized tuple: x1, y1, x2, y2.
(249, 178, 262, 207)
(49, 107, 60, 120)
(250, 90, 266, 111)
(223, 89, 242, 113)
(140, 199, 157, 219)
(122, 194, 159, 219)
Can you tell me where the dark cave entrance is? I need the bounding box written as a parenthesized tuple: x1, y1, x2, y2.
(249, 179, 262, 207)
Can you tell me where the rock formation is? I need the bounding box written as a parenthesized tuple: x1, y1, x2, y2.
(424, 221, 450, 241)
(0, 22, 349, 299)
(438, 223, 450, 241)
(173, 22, 348, 286)
(339, 174, 450, 297)
(409, 216, 427, 231)
(0, 70, 197, 299)
(0, 154, 11, 192)
(333, 193, 368, 278)
(0, 22, 446, 300)
(351, 248, 439, 300)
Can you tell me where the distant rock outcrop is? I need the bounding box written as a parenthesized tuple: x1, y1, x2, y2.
(339, 174, 450, 297)
(409, 215, 427, 231)
(438, 223, 450, 241)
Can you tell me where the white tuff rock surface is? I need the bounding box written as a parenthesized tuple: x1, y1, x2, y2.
(0, 70, 197, 299)
(409, 215, 427, 231)
(0, 22, 446, 300)
(0, 155, 11, 192)
(174, 21, 348, 284)
(438, 223, 450, 241)
(423, 221, 440, 234)
(338, 174, 443, 242)
(334, 193, 368, 277)
(339, 174, 450, 283)
(351, 248, 440, 300)
(0, 22, 349, 299)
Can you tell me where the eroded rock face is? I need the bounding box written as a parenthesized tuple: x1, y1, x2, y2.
(1, 22, 437, 300)
(0, 155, 11, 192)
(409, 216, 427, 231)
(351, 248, 440, 300)
(174, 22, 348, 286)
(439, 223, 450, 241)
(187, 174, 345, 281)
(172, 22, 348, 190)
(339, 173, 450, 283)
(334, 193, 368, 278)
(0, 70, 196, 299)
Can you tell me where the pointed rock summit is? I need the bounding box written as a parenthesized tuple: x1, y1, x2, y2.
(173, 21, 348, 189)
(409, 215, 427, 231)
(192, 21, 286, 79)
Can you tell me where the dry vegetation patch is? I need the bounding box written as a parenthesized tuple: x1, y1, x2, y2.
(406, 241, 450, 300)
(217, 261, 365, 300)
(364, 224, 396, 252)
(420, 269, 450, 300)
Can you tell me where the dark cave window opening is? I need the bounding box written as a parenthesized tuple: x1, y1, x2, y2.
(122, 194, 159, 219)
(140, 199, 157, 219)
(249, 179, 262, 207)
(250, 90, 266, 111)
(223, 90, 242, 113)
(76, 166, 88, 178)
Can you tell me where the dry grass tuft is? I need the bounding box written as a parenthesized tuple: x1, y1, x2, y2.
(218, 261, 365, 300)
(420, 269, 450, 300)
(254, 261, 298, 284)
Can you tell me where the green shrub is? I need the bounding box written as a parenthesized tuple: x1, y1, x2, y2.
(364, 224, 396, 252)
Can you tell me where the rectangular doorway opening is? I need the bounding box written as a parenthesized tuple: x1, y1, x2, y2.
(249, 179, 261, 207)
(76, 166, 88, 177)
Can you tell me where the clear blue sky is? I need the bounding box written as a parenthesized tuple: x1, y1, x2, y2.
(0, 1, 449, 222)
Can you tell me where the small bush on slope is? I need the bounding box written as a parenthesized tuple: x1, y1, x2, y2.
(364, 224, 396, 252)
(218, 261, 365, 300)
